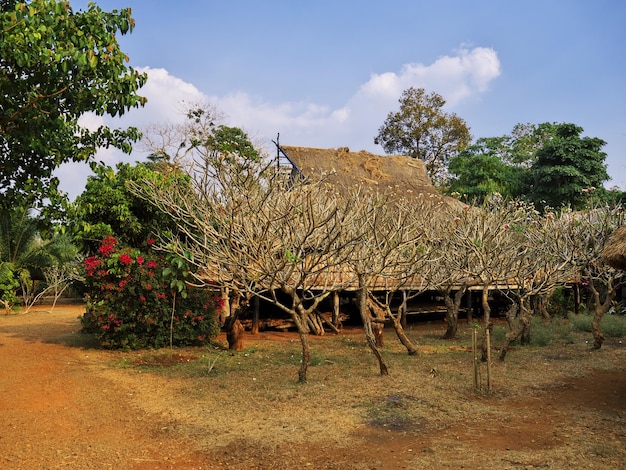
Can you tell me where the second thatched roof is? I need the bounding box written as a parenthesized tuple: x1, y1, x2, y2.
(602, 226, 626, 270)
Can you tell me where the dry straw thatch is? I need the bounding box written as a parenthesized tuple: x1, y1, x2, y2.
(275, 146, 462, 291)
(602, 226, 626, 270)
(281, 145, 462, 208)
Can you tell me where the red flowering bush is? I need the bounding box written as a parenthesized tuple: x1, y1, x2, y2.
(81, 236, 221, 349)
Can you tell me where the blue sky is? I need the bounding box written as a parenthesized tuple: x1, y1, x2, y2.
(59, 0, 626, 198)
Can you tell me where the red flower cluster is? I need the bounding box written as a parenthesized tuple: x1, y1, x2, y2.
(84, 256, 100, 276)
(99, 235, 117, 257)
(119, 253, 133, 265)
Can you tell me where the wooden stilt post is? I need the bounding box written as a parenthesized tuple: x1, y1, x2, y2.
(401, 290, 408, 328)
(332, 291, 340, 326)
(251, 295, 260, 335)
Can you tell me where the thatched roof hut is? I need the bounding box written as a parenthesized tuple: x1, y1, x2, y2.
(280, 145, 462, 208)
(602, 226, 626, 270)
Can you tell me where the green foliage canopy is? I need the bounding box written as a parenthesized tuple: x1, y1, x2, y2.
(447, 122, 614, 209)
(374, 87, 471, 184)
(446, 123, 559, 201)
(528, 123, 608, 210)
(0, 0, 147, 208)
(69, 161, 188, 253)
(447, 137, 526, 203)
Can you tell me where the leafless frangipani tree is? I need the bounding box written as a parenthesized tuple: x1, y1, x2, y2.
(137, 143, 373, 381)
(495, 205, 579, 360)
(557, 204, 625, 349)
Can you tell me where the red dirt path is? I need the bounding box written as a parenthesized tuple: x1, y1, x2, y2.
(0, 306, 210, 469)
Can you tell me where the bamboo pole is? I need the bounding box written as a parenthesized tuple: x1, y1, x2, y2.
(486, 328, 492, 392)
(472, 329, 478, 390)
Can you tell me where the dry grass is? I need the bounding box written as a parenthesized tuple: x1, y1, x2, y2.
(98, 320, 626, 469)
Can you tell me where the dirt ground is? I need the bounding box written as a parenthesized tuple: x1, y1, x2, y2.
(0, 305, 625, 469)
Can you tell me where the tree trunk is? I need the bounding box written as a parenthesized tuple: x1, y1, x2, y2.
(373, 324, 384, 348)
(591, 309, 607, 350)
(366, 297, 385, 347)
(504, 301, 518, 331)
(400, 290, 408, 328)
(520, 296, 533, 345)
(442, 286, 466, 339)
(573, 282, 580, 315)
(466, 290, 473, 324)
(226, 319, 244, 351)
(388, 294, 418, 355)
(224, 291, 247, 351)
(588, 280, 615, 350)
(520, 321, 531, 345)
(292, 308, 311, 383)
(368, 294, 418, 355)
(537, 294, 551, 321)
(499, 298, 531, 361)
(388, 310, 418, 355)
(220, 287, 230, 326)
(358, 287, 389, 376)
(297, 328, 311, 383)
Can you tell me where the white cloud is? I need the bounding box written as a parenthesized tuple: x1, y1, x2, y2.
(359, 47, 501, 106)
(219, 46, 501, 151)
(57, 67, 208, 199)
(56, 47, 501, 199)
(132, 67, 206, 124)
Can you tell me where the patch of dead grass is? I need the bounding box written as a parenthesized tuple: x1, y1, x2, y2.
(95, 322, 626, 469)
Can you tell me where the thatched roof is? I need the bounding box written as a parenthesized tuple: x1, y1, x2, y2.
(281, 146, 461, 207)
(602, 226, 626, 270)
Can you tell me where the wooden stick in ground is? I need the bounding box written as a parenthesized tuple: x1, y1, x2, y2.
(472, 329, 478, 390)
(486, 328, 492, 392)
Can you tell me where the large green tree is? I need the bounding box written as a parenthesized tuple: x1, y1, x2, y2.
(505, 122, 558, 167)
(449, 122, 610, 210)
(447, 137, 525, 203)
(528, 123, 608, 210)
(374, 87, 471, 184)
(69, 161, 187, 254)
(0, 0, 147, 208)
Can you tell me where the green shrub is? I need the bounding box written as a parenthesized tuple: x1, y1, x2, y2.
(599, 314, 626, 338)
(493, 319, 575, 347)
(569, 313, 593, 333)
(547, 286, 576, 317)
(529, 321, 553, 347)
(529, 319, 574, 346)
(81, 235, 221, 349)
(569, 313, 626, 338)
(0, 262, 20, 310)
(491, 324, 508, 343)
